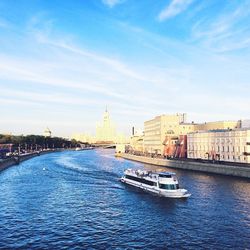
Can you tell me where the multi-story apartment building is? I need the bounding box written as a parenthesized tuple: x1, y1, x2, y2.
(187, 128, 250, 163)
(144, 113, 194, 154)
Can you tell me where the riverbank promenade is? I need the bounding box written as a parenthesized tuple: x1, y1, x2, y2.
(120, 153, 250, 179)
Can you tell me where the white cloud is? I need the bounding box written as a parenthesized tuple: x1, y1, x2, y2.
(158, 0, 194, 21)
(102, 0, 123, 8)
(191, 1, 250, 53)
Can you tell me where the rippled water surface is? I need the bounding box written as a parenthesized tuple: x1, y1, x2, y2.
(0, 149, 250, 249)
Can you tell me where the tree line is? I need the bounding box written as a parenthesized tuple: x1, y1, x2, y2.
(0, 134, 82, 151)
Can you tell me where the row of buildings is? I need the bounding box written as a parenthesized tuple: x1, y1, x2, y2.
(129, 114, 250, 164)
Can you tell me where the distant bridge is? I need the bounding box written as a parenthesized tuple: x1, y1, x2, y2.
(93, 143, 116, 149)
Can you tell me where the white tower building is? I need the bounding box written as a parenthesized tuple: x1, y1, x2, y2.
(96, 108, 116, 143)
(44, 127, 52, 137)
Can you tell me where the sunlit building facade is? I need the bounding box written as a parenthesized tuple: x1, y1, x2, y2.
(187, 128, 250, 163)
(143, 113, 194, 154)
(162, 121, 240, 159)
(163, 135, 187, 158)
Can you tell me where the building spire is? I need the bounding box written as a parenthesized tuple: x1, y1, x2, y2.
(105, 105, 108, 112)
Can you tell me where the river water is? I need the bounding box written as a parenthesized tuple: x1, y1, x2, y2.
(0, 149, 249, 249)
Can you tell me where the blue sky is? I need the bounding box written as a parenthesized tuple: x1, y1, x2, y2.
(0, 0, 250, 137)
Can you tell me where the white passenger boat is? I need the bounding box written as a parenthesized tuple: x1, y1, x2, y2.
(121, 169, 191, 198)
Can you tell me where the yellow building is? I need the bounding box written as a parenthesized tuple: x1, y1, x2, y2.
(187, 128, 250, 163)
(194, 121, 240, 131)
(130, 134, 144, 153)
(131, 115, 248, 158)
(143, 113, 194, 154)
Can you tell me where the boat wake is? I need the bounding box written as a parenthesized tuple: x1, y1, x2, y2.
(55, 157, 88, 172)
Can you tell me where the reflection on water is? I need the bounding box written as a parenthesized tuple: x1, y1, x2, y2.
(0, 149, 249, 249)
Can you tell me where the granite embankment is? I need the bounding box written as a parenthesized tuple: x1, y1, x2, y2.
(121, 153, 250, 178)
(0, 150, 63, 172)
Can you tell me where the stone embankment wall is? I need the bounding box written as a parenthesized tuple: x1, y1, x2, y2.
(0, 158, 17, 172)
(0, 150, 63, 172)
(121, 153, 250, 179)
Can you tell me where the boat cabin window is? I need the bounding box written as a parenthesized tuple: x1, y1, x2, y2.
(159, 184, 179, 190)
(159, 174, 172, 178)
(125, 175, 156, 186)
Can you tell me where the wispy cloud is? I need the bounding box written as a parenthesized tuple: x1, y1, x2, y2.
(27, 17, 151, 83)
(48, 40, 148, 82)
(0, 16, 188, 131)
(191, 1, 250, 53)
(0, 86, 155, 120)
(1, 4, 250, 136)
(102, 0, 124, 8)
(158, 0, 194, 21)
(0, 56, 128, 100)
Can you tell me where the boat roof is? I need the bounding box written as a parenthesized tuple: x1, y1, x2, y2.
(125, 169, 176, 176)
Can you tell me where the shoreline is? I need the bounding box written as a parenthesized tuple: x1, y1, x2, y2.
(0, 149, 64, 172)
(120, 153, 250, 179)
